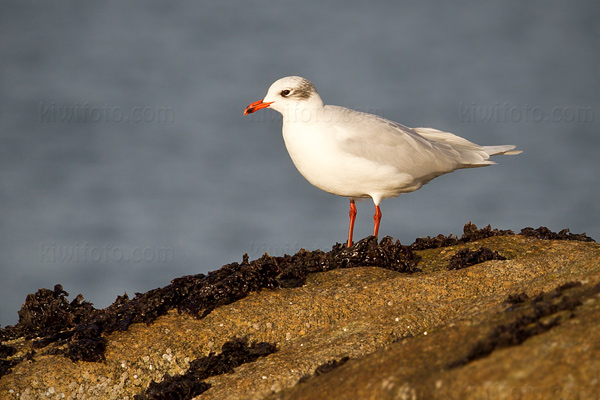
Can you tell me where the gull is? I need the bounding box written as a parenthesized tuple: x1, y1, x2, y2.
(244, 76, 521, 248)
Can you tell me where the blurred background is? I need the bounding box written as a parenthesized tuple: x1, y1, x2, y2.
(1, 1, 598, 326)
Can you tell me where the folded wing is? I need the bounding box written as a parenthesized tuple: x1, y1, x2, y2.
(330, 106, 519, 183)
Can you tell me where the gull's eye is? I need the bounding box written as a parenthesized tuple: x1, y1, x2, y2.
(281, 89, 292, 97)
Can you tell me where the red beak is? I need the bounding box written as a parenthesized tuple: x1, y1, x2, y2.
(244, 99, 274, 115)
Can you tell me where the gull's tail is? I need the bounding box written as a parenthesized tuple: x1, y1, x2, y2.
(412, 127, 522, 167)
(482, 145, 522, 156)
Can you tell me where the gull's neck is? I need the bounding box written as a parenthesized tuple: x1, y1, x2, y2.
(277, 95, 325, 125)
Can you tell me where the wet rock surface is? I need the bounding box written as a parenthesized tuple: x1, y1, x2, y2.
(1, 235, 418, 371)
(0, 224, 598, 399)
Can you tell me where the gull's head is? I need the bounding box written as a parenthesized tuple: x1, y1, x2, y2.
(244, 76, 324, 118)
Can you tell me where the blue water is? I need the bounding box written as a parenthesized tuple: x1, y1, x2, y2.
(1, 1, 599, 326)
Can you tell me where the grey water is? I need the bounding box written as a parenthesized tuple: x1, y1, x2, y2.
(1, 1, 599, 326)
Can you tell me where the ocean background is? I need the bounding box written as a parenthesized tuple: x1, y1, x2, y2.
(1, 1, 599, 326)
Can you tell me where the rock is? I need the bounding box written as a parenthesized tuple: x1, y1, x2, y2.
(1, 226, 599, 399)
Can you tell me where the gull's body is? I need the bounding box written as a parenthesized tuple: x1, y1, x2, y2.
(244, 76, 521, 247)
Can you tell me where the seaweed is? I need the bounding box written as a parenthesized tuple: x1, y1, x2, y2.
(134, 337, 276, 400)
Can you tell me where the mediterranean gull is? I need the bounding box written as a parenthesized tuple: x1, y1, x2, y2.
(244, 76, 521, 248)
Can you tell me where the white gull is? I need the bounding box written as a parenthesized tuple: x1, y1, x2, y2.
(244, 76, 521, 247)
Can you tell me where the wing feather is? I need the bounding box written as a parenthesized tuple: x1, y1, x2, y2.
(327, 106, 486, 181)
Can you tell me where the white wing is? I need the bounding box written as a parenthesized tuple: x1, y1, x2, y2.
(328, 105, 517, 183)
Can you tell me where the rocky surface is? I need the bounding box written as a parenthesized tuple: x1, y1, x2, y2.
(1, 224, 599, 399)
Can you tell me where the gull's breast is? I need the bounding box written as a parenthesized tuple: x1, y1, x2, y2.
(281, 121, 417, 199)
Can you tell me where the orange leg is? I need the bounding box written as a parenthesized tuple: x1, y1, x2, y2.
(347, 199, 357, 248)
(373, 204, 382, 238)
